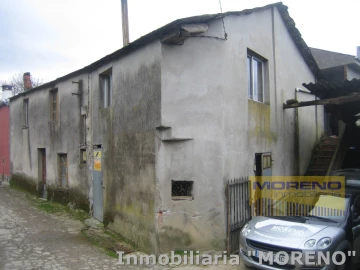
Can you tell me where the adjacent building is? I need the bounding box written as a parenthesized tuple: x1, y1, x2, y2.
(310, 47, 360, 81)
(0, 85, 13, 183)
(9, 3, 324, 253)
(310, 47, 360, 136)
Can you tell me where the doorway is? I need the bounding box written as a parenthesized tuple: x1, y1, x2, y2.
(93, 146, 104, 222)
(38, 149, 46, 199)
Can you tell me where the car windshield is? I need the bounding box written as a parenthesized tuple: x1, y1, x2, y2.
(306, 195, 349, 222)
(270, 195, 349, 223)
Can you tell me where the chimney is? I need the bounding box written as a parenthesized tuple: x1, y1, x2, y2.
(121, 0, 129, 46)
(23, 72, 32, 91)
(357, 46, 360, 59)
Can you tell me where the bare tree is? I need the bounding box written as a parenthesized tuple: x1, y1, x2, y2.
(4, 72, 45, 96)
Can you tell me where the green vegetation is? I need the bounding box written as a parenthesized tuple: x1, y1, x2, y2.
(81, 230, 118, 258)
(104, 229, 137, 251)
(32, 198, 89, 221)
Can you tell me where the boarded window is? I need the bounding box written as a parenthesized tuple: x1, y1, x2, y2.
(58, 154, 68, 188)
(171, 180, 194, 200)
(23, 99, 29, 127)
(50, 89, 58, 121)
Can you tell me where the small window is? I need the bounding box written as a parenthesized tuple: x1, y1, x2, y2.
(50, 89, 58, 122)
(247, 51, 267, 103)
(23, 99, 29, 127)
(80, 149, 87, 164)
(100, 69, 112, 108)
(58, 154, 68, 188)
(171, 180, 194, 200)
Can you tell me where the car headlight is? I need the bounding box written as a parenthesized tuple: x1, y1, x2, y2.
(317, 237, 332, 249)
(241, 223, 251, 237)
(304, 239, 316, 248)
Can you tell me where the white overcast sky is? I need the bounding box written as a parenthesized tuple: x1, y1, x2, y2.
(0, 0, 359, 85)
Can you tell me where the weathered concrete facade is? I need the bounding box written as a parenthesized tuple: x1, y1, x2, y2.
(91, 42, 162, 252)
(10, 3, 324, 253)
(10, 72, 91, 207)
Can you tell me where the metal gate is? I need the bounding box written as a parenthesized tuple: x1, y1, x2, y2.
(226, 177, 251, 254)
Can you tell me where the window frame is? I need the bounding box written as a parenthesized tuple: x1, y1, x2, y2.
(247, 51, 267, 103)
(50, 89, 59, 122)
(100, 69, 112, 109)
(58, 153, 68, 188)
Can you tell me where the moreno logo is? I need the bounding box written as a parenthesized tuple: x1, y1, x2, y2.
(253, 181, 342, 190)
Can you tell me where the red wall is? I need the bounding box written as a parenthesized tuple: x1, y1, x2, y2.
(0, 104, 10, 178)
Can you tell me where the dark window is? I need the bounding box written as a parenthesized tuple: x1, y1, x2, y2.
(171, 180, 194, 200)
(80, 149, 86, 164)
(23, 99, 29, 127)
(50, 89, 58, 121)
(255, 153, 272, 176)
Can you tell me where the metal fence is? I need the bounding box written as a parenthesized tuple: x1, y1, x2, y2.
(226, 177, 251, 254)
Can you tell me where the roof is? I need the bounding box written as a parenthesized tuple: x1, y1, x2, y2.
(303, 78, 360, 123)
(0, 101, 9, 108)
(310, 48, 360, 70)
(10, 2, 321, 101)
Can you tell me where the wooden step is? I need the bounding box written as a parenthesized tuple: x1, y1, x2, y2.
(318, 144, 337, 150)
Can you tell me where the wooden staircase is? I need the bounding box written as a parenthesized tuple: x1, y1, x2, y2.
(306, 137, 339, 176)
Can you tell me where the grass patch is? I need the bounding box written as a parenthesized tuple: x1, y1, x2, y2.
(9, 179, 37, 196)
(104, 229, 137, 251)
(20, 191, 90, 221)
(174, 250, 198, 256)
(81, 230, 119, 258)
(35, 199, 68, 214)
(35, 199, 89, 221)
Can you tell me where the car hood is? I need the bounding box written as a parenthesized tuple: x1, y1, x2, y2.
(253, 217, 327, 238)
(244, 217, 345, 249)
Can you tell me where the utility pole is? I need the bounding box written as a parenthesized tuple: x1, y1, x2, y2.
(121, 0, 130, 46)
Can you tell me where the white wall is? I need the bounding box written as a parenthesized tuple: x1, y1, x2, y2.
(156, 6, 322, 251)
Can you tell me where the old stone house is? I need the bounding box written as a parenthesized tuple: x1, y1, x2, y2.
(0, 85, 12, 184)
(10, 3, 324, 253)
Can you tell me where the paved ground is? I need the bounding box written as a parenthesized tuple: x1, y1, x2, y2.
(0, 184, 247, 270)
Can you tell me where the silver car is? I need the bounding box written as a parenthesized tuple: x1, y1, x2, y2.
(239, 172, 360, 270)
